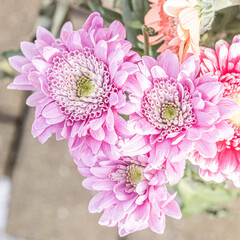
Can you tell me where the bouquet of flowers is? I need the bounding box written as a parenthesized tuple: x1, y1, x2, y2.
(7, 0, 240, 236)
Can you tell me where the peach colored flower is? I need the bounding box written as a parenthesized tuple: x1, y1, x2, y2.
(140, 0, 201, 63)
(138, 0, 179, 55)
(138, 0, 178, 54)
(164, 0, 201, 61)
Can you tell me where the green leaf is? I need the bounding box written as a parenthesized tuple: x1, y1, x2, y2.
(0, 52, 18, 81)
(122, 0, 148, 29)
(149, 44, 162, 59)
(131, 0, 150, 20)
(0, 50, 21, 81)
(88, 1, 123, 23)
(200, 5, 240, 47)
(131, 47, 144, 56)
(51, 0, 69, 37)
(76, 0, 101, 6)
(125, 20, 143, 30)
(121, 0, 150, 48)
(172, 161, 239, 217)
(1, 50, 22, 60)
(176, 177, 238, 217)
(119, 114, 129, 121)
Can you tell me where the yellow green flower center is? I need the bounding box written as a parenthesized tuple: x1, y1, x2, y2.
(126, 165, 143, 187)
(76, 73, 94, 98)
(163, 106, 178, 119)
(161, 102, 179, 123)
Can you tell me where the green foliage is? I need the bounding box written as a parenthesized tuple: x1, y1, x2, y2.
(121, 0, 149, 48)
(177, 178, 238, 216)
(33, 0, 69, 38)
(0, 50, 22, 81)
(76, 0, 101, 6)
(201, 6, 240, 47)
(88, 1, 123, 23)
(122, 0, 149, 29)
(119, 114, 129, 121)
(51, 0, 69, 37)
(1, 50, 22, 60)
(174, 162, 239, 217)
(131, 47, 144, 56)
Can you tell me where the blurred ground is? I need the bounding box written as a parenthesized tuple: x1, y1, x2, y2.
(0, 0, 240, 240)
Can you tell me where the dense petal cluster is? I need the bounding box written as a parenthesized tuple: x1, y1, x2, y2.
(190, 36, 240, 186)
(47, 48, 116, 122)
(141, 77, 196, 139)
(7, 7, 240, 237)
(81, 154, 181, 236)
(124, 50, 238, 184)
(140, 0, 202, 62)
(8, 12, 140, 165)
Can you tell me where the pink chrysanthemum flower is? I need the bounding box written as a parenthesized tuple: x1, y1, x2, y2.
(190, 36, 240, 186)
(123, 50, 238, 185)
(81, 154, 181, 236)
(8, 13, 140, 164)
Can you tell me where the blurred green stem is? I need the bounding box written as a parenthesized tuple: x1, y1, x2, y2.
(51, 0, 69, 37)
(142, 25, 150, 56)
(215, 0, 240, 11)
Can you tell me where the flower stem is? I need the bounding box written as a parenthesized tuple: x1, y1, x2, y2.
(215, 0, 240, 11)
(142, 25, 150, 56)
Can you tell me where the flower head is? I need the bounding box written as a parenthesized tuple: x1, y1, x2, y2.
(138, 0, 179, 55)
(47, 48, 117, 122)
(141, 77, 197, 140)
(140, 0, 215, 62)
(81, 154, 181, 236)
(190, 36, 240, 186)
(123, 50, 238, 185)
(8, 13, 140, 165)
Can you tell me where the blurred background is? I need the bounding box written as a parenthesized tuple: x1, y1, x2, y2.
(0, 0, 240, 239)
